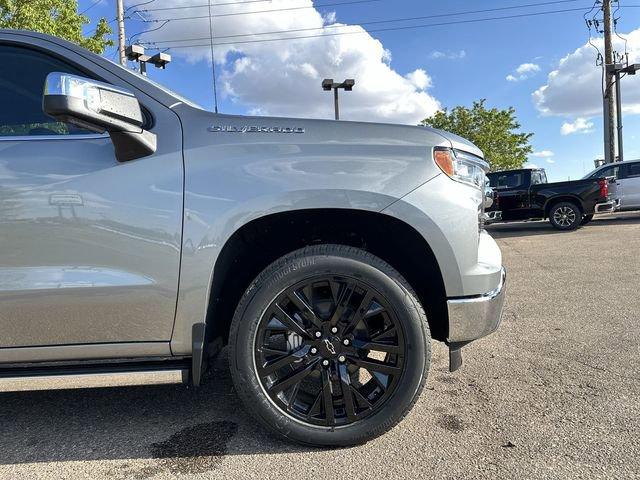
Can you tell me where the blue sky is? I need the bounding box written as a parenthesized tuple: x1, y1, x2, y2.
(81, 0, 640, 181)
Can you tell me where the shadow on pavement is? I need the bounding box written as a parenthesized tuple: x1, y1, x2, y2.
(0, 350, 313, 471)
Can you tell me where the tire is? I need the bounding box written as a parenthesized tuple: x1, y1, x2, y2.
(580, 214, 594, 226)
(548, 201, 582, 230)
(228, 244, 430, 447)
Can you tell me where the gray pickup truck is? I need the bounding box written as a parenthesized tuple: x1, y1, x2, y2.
(0, 30, 506, 446)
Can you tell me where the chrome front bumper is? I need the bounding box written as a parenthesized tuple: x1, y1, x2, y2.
(447, 268, 506, 343)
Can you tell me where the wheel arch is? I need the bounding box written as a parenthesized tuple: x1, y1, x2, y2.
(544, 195, 584, 217)
(204, 208, 449, 350)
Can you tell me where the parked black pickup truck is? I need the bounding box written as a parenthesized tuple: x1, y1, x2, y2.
(486, 168, 616, 230)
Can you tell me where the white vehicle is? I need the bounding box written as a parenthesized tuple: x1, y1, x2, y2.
(584, 160, 640, 211)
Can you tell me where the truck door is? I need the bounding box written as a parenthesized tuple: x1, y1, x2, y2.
(619, 161, 640, 209)
(0, 43, 183, 352)
(491, 170, 530, 220)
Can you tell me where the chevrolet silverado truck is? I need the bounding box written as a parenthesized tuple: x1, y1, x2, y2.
(0, 30, 506, 447)
(486, 167, 617, 230)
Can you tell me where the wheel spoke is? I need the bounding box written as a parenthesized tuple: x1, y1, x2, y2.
(321, 368, 335, 425)
(371, 326, 397, 341)
(261, 346, 310, 375)
(343, 291, 374, 334)
(352, 339, 400, 354)
(329, 281, 356, 326)
(287, 290, 323, 329)
(268, 359, 318, 393)
(274, 304, 311, 339)
(307, 390, 323, 419)
(350, 357, 401, 376)
(350, 385, 373, 409)
(338, 363, 357, 422)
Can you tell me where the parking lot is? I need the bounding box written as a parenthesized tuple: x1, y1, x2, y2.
(1, 212, 639, 480)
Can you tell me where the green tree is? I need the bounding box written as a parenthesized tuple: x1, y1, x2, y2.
(420, 99, 533, 171)
(0, 0, 112, 54)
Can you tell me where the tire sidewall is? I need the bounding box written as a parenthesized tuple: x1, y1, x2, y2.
(229, 245, 429, 447)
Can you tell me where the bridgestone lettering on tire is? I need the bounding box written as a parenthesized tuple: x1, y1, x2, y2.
(228, 244, 430, 447)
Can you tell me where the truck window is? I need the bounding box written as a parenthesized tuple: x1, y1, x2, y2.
(624, 162, 640, 178)
(590, 165, 619, 179)
(531, 171, 546, 185)
(489, 172, 524, 188)
(0, 45, 92, 137)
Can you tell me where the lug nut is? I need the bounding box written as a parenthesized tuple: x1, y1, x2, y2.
(338, 355, 346, 363)
(330, 326, 338, 334)
(343, 339, 350, 346)
(322, 359, 330, 367)
(310, 347, 318, 354)
(315, 331, 322, 338)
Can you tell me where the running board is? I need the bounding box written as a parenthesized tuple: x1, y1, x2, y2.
(0, 362, 190, 393)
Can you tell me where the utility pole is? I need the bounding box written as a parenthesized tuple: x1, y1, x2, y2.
(602, 0, 617, 163)
(116, 0, 127, 67)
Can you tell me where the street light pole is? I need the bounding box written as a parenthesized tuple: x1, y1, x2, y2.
(322, 79, 355, 120)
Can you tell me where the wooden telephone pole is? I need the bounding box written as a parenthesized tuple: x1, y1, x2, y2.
(602, 0, 617, 163)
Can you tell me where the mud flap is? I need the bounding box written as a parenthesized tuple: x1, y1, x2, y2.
(191, 323, 206, 387)
(448, 343, 464, 372)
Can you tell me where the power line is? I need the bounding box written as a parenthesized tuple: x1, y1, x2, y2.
(139, 0, 299, 12)
(138, 0, 593, 46)
(125, 0, 157, 14)
(136, 0, 384, 22)
(79, 0, 102, 15)
(143, 6, 635, 50)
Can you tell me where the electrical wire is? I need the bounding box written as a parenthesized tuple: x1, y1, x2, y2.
(141, 6, 623, 50)
(129, 19, 170, 43)
(125, 0, 157, 14)
(137, 0, 594, 45)
(79, 0, 103, 15)
(137, 0, 384, 22)
(139, 0, 298, 12)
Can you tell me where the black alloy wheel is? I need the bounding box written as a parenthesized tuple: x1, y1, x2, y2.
(254, 276, 405, 427)
(229, 244, 430, 446)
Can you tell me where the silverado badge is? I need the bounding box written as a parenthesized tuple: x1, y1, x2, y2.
(208, 125, 305, 134)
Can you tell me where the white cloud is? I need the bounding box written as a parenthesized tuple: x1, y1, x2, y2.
(516, 63, 540, 75)
(533, 28, 640, 116)
(531, 150, 554, 158)
(546, 158, 555, 164)
(429, 50, 466, 60)
(506, 62, 540, 82)
(561, 117, 595, 135)
(134, 0, 440, 124)
(405, 69, 431, 90)
(524, 163, 539, 169)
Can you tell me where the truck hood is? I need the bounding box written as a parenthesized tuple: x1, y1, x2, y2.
(173, 105, 486, 203)
(174, 106, 484, 158)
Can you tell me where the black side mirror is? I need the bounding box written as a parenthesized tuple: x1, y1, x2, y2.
(42, 72, 156, 162)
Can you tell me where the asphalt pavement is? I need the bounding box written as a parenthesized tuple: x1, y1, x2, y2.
(1, 212, 639, 479)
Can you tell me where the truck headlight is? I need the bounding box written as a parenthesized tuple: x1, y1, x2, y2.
(433, 147, 488, 189)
